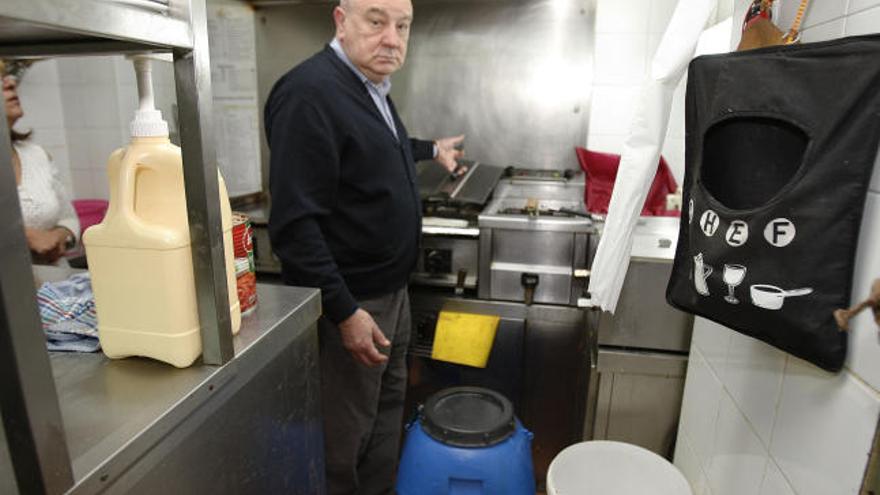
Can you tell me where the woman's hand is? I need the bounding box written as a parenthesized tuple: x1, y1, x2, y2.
(25, 227, 70, 264)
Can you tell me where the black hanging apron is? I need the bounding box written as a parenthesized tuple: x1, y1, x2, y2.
(666, 34, 880, 372)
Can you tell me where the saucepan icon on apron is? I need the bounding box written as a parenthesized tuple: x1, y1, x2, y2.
(749, 285, 812, 311)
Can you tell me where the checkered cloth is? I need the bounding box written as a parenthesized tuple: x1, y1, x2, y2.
(36, 273, 100, 353)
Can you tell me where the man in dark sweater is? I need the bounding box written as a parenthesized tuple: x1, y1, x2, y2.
(264, 0, 463, 493)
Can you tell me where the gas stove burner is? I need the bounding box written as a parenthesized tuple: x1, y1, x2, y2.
(497, 207, 583, 218)
(423, 201, 483, 222)
(485, 197, 590, 219)
(504, 168, 577, 181)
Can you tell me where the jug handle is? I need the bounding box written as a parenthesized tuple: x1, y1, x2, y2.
(117, 160, 138, 220)
(114, 161, 179, 243)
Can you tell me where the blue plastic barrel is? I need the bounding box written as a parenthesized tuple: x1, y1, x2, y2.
(396, 386, 536, 495)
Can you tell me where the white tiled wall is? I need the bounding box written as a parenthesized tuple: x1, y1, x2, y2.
(674, 4, 880, 494)
(13, 55, 177, 201)
(13, 60, 72, 193)
(587, 0, 732, 185)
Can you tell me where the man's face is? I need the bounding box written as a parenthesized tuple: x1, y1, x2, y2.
(334, 0, 413, 83)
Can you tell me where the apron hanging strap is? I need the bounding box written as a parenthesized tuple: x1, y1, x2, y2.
(782, 0, 810, 44)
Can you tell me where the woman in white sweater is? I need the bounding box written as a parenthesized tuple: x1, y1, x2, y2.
(4, 69, 80, 265)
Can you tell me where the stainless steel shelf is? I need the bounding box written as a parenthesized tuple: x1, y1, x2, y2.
(52, 283, 320, 491)
(1, 1, 241, 492)
(0, 0, 193, 56)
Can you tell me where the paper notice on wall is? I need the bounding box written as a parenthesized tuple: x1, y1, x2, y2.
(208, 3, 257, 99)
(214, 103, 262, 197)
(207, 1, 262, 196)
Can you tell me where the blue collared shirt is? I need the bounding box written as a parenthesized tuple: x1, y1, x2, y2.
(330, 38, 399, 140)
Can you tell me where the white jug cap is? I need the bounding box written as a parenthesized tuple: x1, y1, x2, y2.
(131, 108, 169, 137)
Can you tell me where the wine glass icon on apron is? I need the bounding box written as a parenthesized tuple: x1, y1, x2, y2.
(693, 253, 713, 296)
(723, 264, 747, 304)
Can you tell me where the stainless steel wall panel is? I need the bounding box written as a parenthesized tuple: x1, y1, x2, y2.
(254, 1, 596, 176)
(254, 4, 336, 193)
(394, 0, 595, 170)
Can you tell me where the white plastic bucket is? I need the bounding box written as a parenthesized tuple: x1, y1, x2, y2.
(546, 441, 692, 495)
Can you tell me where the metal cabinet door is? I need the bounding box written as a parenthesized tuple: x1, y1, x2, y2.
(590, 349, 688, 459)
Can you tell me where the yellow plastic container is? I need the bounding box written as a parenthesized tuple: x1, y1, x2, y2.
(431, 311, 500, 368)
(83, 136, 241, 368)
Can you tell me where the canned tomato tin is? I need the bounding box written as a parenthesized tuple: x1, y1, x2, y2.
(232, 213, 254, 263)
(232, 213, 257, 315)
(236, 271, 257, 315)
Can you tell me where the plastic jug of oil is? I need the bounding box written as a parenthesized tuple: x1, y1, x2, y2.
(83, 55, 241, 368)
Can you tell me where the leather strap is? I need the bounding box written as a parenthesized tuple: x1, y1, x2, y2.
(783, 0, 810, 44)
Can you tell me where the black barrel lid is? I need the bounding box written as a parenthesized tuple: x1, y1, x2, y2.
(420, 386, 515, 448)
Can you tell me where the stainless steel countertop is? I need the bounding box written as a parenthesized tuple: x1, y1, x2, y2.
(629, 216, 681, 262)
(235, 204, 268, 225)
(38, 273, 321, 484)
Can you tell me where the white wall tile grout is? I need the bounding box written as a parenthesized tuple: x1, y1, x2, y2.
(841, 367, 880, 398)
(801, 17, 848, 33)
(713, 328, 733, 385)
(766, 456, 798, 495)
(780, 0, 851, 29)
(720, 352, 787, 452)
(701, 336, 880, 493)
(685, 433, 715, 495)
(697, 346, 726, 477)
(848, 1, 880, 16)
(709, 350, 788, 451)
(756, 458, 771, 495)
(767, 355, 789, 447)
(761, 356, 790, 492)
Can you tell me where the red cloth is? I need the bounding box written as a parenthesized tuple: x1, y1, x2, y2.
(72, 199, 109, 233)
(575, 147, 679, 216)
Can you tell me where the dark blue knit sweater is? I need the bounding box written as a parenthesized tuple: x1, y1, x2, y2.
(265, 45, 433, 323)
